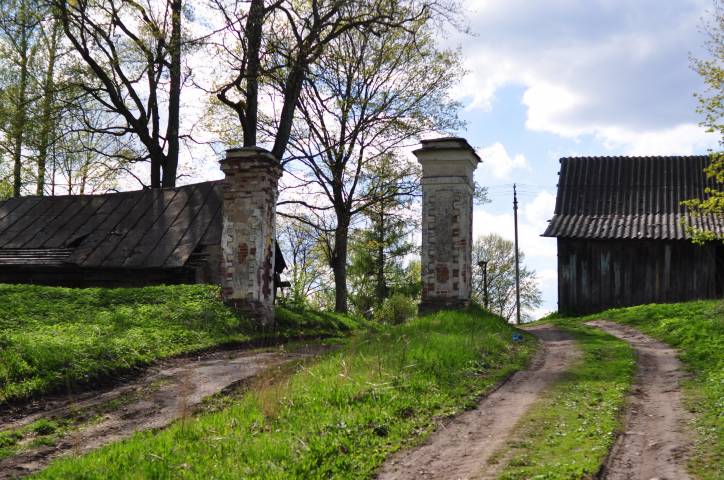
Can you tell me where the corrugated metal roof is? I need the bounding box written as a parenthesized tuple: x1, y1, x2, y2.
(542, 156, 724, 239)
(0, 181, 223, 268)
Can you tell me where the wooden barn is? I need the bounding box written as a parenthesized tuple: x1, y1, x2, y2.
(0, 180, 285, 288)
(543, 155, 724, 315)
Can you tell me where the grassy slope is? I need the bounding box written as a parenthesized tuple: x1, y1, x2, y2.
(494, 320, 635, 479)
(590, 300, 723, 480)
(34, 309, 536, 479)
(0, 283, 360, 405)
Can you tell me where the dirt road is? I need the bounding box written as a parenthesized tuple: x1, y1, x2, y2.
(588, 320, 693, 480)
(0, 344, 328, 479)
(376, 324, 580, 480)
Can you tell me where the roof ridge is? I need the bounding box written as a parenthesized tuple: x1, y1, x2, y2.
(559, 154, 712, 161)
(0, 179, 223, 202)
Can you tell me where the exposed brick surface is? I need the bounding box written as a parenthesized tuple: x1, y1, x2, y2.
(414, 138, 479, 314)
(219, 148, 282, 326)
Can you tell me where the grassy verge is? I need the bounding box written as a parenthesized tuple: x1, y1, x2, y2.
(33, 308, 536, 479)
(588, 300, 723, 480)
(0, 283, 362, 405)
(494, 320, 635, 479)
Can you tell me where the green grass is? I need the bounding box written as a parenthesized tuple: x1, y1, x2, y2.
(0, 417, 76, 460)
(587, 300, 724, 480)
(0, 283, 362, 405)
(494, 320, 636, 479)
(33, 308, 536, 479)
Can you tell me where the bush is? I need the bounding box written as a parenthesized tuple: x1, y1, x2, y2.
(374, 293, 417, 324)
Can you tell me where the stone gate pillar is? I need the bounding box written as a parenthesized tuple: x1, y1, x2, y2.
(219, 147, 282, 325)
(414, 138, 480, 314)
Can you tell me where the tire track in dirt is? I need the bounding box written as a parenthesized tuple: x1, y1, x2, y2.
(375, 324, 580, 480)
(0, 344, 330, 479)
(588, 320, 693, 480)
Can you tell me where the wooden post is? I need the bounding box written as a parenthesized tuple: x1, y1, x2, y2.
(513, 184, 521, 325)
(478, 259, 489, 309)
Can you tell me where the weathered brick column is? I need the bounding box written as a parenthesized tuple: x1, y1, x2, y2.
(414, 138, 480, 314)
(219, 147, 282, 325)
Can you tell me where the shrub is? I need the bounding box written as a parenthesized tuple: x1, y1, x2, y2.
(374, 294, 417, 324)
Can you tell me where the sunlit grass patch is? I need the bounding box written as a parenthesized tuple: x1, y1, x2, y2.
(0, 283, 362, 405)
(34, 308, 536, 479)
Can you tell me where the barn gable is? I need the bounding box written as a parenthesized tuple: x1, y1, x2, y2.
(544, 155, 723, 314)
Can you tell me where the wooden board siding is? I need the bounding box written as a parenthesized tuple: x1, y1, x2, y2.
(558, 238, 719, 315)
(0, 265, 197, 288)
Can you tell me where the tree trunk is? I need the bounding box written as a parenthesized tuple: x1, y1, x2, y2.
(375, 209, 387, 305)
(150, 154, 162, 188)
(272, 58, 305, 160)
(242, 0, 264, 147)
(11, 2, 30, 197)
(332, 218, 350, 313)
(163, 0, 182, 188)
(36, 21, 61, 196)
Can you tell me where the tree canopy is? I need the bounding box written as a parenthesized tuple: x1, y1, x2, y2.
(686, 0, 724, 242)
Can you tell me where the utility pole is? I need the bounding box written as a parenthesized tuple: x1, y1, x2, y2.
(478, 260, 489, 309)
(513, 184, 521, 325)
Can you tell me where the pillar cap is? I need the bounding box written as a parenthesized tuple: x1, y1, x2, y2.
(223, 146, 278, 162)
(414, 137, 481, 163)
(219, 147, 282, 177)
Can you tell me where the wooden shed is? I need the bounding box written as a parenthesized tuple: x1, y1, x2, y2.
(543, 155, 724, 315)
(0, 180, 285, 288)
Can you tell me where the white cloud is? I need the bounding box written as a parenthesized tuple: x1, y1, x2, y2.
(595, 123, 718, 155)
(453, 0, 718, 154)
(523, 83, 586, 138)
(536, 268, 558, 288)
(478, 143, 529, 179)
(473, 207, 557, 260)
(524, 191, 557, 233)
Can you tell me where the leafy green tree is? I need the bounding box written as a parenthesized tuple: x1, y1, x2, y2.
(0, 2, 126, 196)
(0, 175, 11, 200)
(686, 0, 724, 242)
(52, 0, 188, 188)
(32, 16, 62, 195)
(208, 0, 441, 160)
(347, 157, 419, 315)
(0, 0, 41, 197)
(277, 214, 332, 308)
(279, 13, 463, 313)
(471, 233, 542, 322)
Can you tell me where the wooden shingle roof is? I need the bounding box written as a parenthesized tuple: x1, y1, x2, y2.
(0, 181, 223, 268)
(542, 155, 724, 240)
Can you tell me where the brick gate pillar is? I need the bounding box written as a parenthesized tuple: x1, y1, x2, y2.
(414, 138, 480, 314)
(219, 147, 282, 325)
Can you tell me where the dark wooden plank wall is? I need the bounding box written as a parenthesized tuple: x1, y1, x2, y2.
(558, 238, 721, 314)
(0, 265, 198, 288)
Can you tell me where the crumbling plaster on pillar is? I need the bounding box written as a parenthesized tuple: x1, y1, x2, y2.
(219, 147, 282, 325)
(414, 138, 480, 314)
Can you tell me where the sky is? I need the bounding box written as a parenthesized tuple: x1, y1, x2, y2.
(173, 0, 721, 318)
(442, 0, 720, 317)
